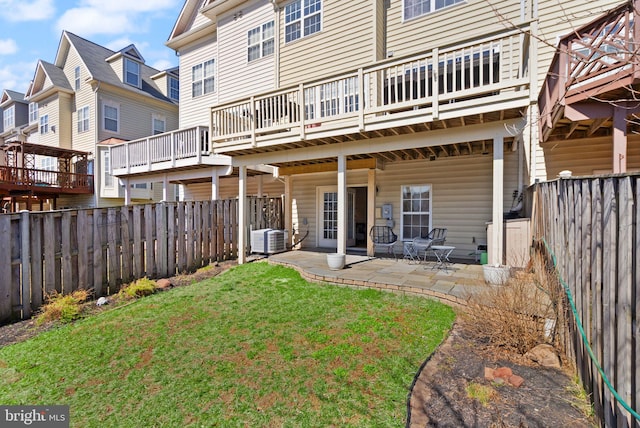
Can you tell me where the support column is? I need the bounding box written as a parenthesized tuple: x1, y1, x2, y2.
(337, 155, 347, 255)
(491, 136, 504, 266)
(367, 169, 376, 257)
(284, 176, 293, 247)
(257, 175, 263, 197)
(162, 174, 169, 202)
(238, 165, 247, 264)
(124, 179, 131, 206)
(211, 169, 220, 200)
(613, 106, 627, 173)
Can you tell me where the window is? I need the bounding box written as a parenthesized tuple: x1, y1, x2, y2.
(39, 114, 49, 134)
(103, 150, 113, 188)
(41, 157, 57, 171)
(152, 115, 166, 135)
(124, 58, 141, 87)
(285, 0, 321, 43)
(29, 102, 38, 123)
(103, 101, 119, 133)
(74, 66, 81, 90)
(248, 21, 275, 62)
(191, 59, 215, 98)
(401, 184, 432, 241)
(77, 106, 89, 133)
(403, 0, 464, 20)
(169, 76, 179, 101)
(3, 105, 14, 130)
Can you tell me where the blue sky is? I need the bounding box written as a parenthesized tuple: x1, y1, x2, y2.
(0, 0, 185, 94)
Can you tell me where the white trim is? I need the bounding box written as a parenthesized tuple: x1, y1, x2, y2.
(402, 0, 466, 23)
(77, 105, 90, 133)
(102, 99, 120, 134)
(39, 114, 49, 134)
(284, 0, 322, 44)
(2, 105, 14, 130)
(399, 183, 432, 241)
(124, 57, 141, 88)
(152, 113, 166, 135)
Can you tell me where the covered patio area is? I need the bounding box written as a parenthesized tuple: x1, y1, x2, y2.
(266, 250, 493, 307)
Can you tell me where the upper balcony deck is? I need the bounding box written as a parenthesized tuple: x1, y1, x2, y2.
(111, 25, 530, 176)
(539, 1, 640, 142)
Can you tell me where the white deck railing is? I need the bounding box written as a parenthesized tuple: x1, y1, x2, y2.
(110, 126, 209, 174)
(212, 25, 530, 150)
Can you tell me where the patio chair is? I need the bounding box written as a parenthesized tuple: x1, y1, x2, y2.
(404, 228, 448, 263)
(370, 225, 398, 259)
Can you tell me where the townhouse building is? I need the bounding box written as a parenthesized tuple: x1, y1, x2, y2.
(110, 0, 637, 265)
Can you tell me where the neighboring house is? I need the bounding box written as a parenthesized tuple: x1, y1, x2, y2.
(11, 31, 181, 210)
(109, 0, 635, 265)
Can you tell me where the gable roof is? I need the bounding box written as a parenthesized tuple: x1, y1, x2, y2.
(167, 0, 216, 50)
(1, 89, 27, 106)
(27, 60, 74, 100)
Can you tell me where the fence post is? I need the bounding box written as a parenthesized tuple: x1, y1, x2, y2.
(20, 210, 31, 319)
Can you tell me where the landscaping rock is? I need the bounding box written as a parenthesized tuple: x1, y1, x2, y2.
(508, 375, 524, 388)
(525, 344, 561, 368)
(156, 278, 172, 291)
(96, 297, 108, 306)
(493, 367, 513, 379)
(484, 367, 495, 381)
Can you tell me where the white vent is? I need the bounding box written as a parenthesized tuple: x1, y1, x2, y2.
(250, 229, 286, 254)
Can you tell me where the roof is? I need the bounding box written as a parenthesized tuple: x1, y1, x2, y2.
(62, 31, 174, 104)
(0, 89, 27, 106)
(2, 141, 91, 159)
(39, 61, 73, 91)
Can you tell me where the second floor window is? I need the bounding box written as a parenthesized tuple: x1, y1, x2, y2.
(3, 105, 14, 130)
(248, 21, 275, 62)
(103, 101, 119, 133)
(192, 59, 215, 98)
(41, 157, 57, 172)
(74, 66, 81, 90)
(77, 106, 89, 133)
(285, 0, 322, 43)
(124, 58, 141, 87)
(29, 102, 38, 123)
(152, 115, 166, 135)
(103, 150, 113, 188)
(39, 114, 49, 134)
(403, 0, 464, 20)
(169, 76, 179, 101)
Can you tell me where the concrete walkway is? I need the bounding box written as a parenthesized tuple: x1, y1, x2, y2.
(267, 250, 493, 307)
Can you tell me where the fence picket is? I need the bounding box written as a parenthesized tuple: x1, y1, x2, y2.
(145, 204, 155, 278)
(121, 206, 132, 283)
(0, 215, 11, 322)
(591, 179, 604, 421)
(61, 212, 73, 294)
(167, 203, 176, 276)
(133, 205, 143, 279)
(77, 210, 89, 289)
(30, 215, 43, 312)
(44, 213, 57, 296)
(93, 209, 103, 296)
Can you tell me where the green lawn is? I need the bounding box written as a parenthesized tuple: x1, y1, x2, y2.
(0, 262, 455, 427)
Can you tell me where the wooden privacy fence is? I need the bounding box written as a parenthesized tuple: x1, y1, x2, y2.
(531, 176, 639, 427)
(0, 197, 283, 324)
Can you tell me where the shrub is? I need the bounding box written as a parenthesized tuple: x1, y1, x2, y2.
(37, 289, 90, 325)
(464, 263, 557, 354)
(120, 277, 156, 299)
(466, 381, 497, 406)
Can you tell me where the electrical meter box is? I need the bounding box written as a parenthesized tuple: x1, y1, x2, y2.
(382, 204, 392, 220)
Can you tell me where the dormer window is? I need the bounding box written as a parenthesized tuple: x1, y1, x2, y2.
(124, 58, 141, 87)
(169, 76, 179, 101)
(3, 105, 14, 130)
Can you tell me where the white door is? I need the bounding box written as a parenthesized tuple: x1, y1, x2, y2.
(317, 187, 356, 248)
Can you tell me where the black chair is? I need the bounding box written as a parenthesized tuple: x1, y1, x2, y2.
(370, 226, 398, 259)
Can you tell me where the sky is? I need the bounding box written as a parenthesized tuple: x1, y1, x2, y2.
(0, 0, 185, 95)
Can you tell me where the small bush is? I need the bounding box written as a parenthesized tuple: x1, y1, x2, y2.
(37, 289, 90, 325)
(120, 278, 156, 299)
(466, 382, 497, 406)
(464, 265, 556, 354)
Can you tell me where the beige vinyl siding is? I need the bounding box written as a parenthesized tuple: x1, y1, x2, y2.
(37, 93, 72, 149)
(35, 95, 59, 148)
(153, 74, 169, 98)
(108, 57, 125, 83)
(193, 5, 212, 29)
(64, 47, 95, 153)
(385, 0, 522, 60)
(374, 0, 386, 61)
(542, 137, 640, 177)
(178, 35, 218, 128)
(289, 150, 518, 259)
(217, 1, 276, 103)
(279, 0, 375, 86)
(97, 88, 178, 143)
(182, 175, 284, 200)
(58, 94, 72, 149)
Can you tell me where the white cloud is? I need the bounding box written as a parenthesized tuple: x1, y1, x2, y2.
(0, 39, 17, 55)
(55, 8, 132, 36)
(0, 61, 37, 93)
(82, 0, 177, 13)
(0, 0, 55, 22)
(151, 59, 173, 71)
(104, 37, 149, 53)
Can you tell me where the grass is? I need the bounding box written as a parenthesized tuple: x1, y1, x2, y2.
(0, 262, 455, 427)
(465, 382, 497, 407)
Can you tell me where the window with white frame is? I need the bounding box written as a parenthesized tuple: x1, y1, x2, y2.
(285, 0, 322, 43)
(248, 21, 275, 62)
(152, 114, 166, 135)
(191, 59, 215, 98)
(102, 150, 113, 188)
(401, 184, 432, 240)
(403, 0, 464, 20)
(29, 102, 38, 123)
(102, 101, 119, 133)
(41, 157, 57, 171)
(74, 66, 81, 90)
(39, 114, 49, 134)
(169, 76, 179, 101)
(77, 106, 89, 133)
(124, 58, 141, 87)
(3, 105, 14, 130)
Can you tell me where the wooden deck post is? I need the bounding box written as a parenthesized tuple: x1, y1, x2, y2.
(612, 106, 627, 173)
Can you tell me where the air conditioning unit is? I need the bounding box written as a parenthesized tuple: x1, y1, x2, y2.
(250, 228, 286, 254)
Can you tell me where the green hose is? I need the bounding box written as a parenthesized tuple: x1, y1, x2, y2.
(539, 237, 640, 422)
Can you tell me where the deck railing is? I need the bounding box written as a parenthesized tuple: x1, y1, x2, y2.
(212, 25, 530, 149)
(0, 166, 93, 193)
(110, 126, 210, 173)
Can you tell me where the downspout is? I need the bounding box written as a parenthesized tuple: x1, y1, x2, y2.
(271, 0, 280, 89)
(93, 80, 101, 207)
